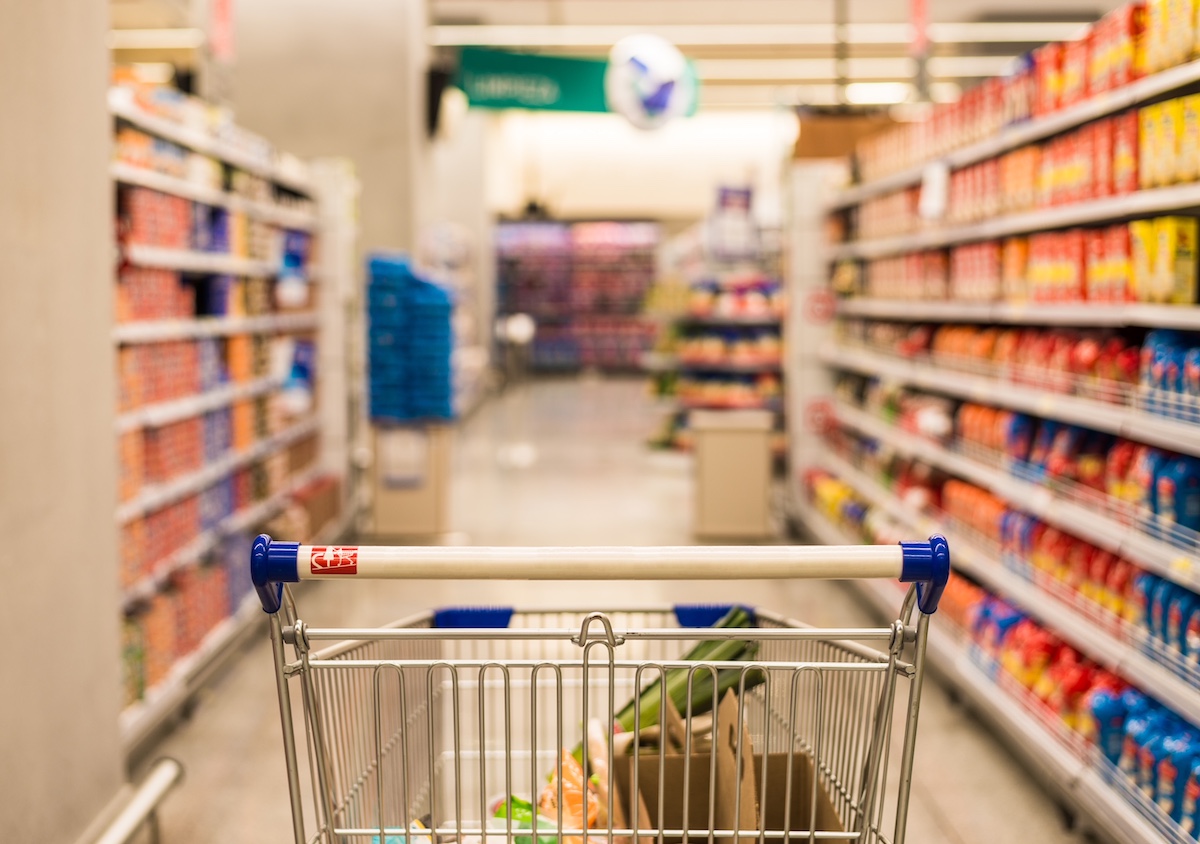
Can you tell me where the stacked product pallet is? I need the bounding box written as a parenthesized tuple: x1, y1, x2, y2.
(645, 223, 786, 452)
(110, 81, 339, 752)
(367, 255, 455, 423)
(798, 4, 1200, 842)
(495, 220, 659, 371)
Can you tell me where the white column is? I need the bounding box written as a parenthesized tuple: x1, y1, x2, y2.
(0, 3, 124, 840)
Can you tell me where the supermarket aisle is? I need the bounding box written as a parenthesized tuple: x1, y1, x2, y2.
(149, 377, 1081, 843)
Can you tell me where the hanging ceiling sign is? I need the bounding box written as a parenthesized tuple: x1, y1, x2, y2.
(457, 47, 609, 113)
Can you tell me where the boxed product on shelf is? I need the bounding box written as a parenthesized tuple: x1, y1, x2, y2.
(173, 561, 230, 659)
(141, 589, 179, 690)
(231, 399, 254, 450)
(292, 475, 341, 539)
(142, 495, 200, 575)
(120, 518, 146, 588)
(120, 186, 191, 249)
(142, 417, 203, 484)
(199, 477, 235, 532)
(116, 267, 193, 322)
(119, 429, 144, 503)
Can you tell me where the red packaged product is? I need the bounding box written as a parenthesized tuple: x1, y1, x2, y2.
(1109, 2, 1147, 87)
(1061, 32, 1091, 108)
(1065, 539, 1097, 591)
(1112, 111, 1139, 194)
(1034, 42, 1064, 116)
(1093, 118, 1114, 198)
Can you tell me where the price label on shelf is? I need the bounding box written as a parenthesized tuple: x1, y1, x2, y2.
(1036, 395, 1056, 416)
(1171, 556, 1194, 577)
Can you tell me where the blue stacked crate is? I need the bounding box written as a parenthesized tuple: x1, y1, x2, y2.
(199, 477, 234, 532)
(367, 255, 455, 423)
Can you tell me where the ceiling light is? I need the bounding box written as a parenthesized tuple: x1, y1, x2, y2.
(844, 82, 912, 104)
(108, 28, 205, 50)
(429, 22, 1086, 49)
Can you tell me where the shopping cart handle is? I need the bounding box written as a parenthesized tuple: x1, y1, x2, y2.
(899, 534, 950, 614)
(251, 533, 951, 614)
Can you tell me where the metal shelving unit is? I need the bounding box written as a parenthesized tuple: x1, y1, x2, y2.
(831, 400, 1200, 591)
(830, 182, 1200, 261)
(821, 343, 1200, 455)
(825, 57, 1200, 211)
(114, 375, 280, 433)
(112, 311, 318, 343)
(794, 503, 1176, 844)
(111, 162, 317, 231)
(121, 243, 281, 277)
(115, 416, 319, 524)
(836, 298, 1200, 330)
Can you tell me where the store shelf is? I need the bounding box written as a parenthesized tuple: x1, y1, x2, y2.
(115, 376, 280, 433)
(113, 311, 318, 343)
(825, 57, 1200, 211)
(836, 298, 1200, 329)
(121, 243, 279, 276)
(674, 397, 784, 412)
(119, 592, 263, 755)
(816, 445, 1200, 722)
(795, 505, 1179, 844)
(822, 343, 1200, 457)
(679, 314, 783, 327)
(115, 416, 319, 524)
(831, 182, 1200, 261)
(833, 399, 1200, 592)
(120, 462, 324, 610)
(111, 162, 317, 231)
(109, 90, 313, 196)
(640, 352, 782, 374)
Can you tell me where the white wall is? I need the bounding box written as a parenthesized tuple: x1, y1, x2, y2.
(484, 109, 800, 223)
(0, 2, 124, 840)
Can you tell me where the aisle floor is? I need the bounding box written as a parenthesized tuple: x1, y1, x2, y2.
(150, 376, 1080, 843)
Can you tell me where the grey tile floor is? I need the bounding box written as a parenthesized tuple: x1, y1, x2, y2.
(148, 376, 1081, 843)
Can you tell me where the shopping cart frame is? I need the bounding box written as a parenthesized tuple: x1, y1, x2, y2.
(252, 536, 950, 844)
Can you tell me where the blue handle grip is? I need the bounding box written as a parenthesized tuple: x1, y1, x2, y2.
(251, 534, 301, 614)
(897, 535, 951, 615)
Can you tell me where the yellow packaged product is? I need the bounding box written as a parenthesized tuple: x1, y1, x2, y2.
(1130, 219, 1158, 301)
(1147, 0, 1169, 72)
(1161, 98, 1185, 185)
(1140, 104, 1162, 188)
(1154, 216, 1199, 304)
(1172, 0, 1197, 65)
(1180, 94, 1200, 183)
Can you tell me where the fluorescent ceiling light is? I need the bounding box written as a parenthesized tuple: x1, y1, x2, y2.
(698, 82, 960, 108)
(696, 55, 1015, 81)
(108, 28, 205, 50)
(429, 22, 1086, 48)
(844, 82, 912, 104)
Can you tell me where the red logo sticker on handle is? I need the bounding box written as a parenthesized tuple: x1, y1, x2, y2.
(311, 546, 358, 575)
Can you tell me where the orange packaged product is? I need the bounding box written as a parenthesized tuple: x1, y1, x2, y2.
(1086, 229, 1108, 301)
(1110, 1, 1148, 85)
(1034, 42, 1064, 116)
(1062, 32, 1092, 108)
(1062, 229, 1087, 301)
(1113, 110, 1140, 193)
(1107, 224, 1133, 301)
(1093, 117, 1114, 198)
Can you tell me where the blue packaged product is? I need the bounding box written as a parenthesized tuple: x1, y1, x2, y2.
(1002, 413, 1036, 463)
(1027, 421, 1060, 473)
(1157, 456, 1200, 538)
(1121, 707, 1167, 784)
(1138, 716, 1178, 798)
(1183, 758, 1200, 837)
(1129, 572, 1160, 633)
(1151, 579, 1182, 645)
(1185, 347, 1200, 424)
(1158, 731, 1199, 822)
(1168, 588, 1200, 657)
(1091, 687, 1131, 764)
(1131, 447, 1168, 534)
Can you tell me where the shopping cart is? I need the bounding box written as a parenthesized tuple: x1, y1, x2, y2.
(251, 535, 950, 844)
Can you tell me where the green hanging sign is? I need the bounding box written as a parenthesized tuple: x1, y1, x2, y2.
(457, 47, 609, 113)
